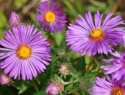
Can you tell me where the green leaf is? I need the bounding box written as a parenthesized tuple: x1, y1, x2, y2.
(81, 91, 86, 95)
(75, 0, 84, 14)
(14, 0, 27, 8)
(83, 74, 95, 79)
(0, 11, 7, 28)
(75, 56, 86, 73)
(65, 84, 73, 91)
(51, 31, 65, 47)
(91, 67, 99, 73)
(12, 80, 29, 95)
(62, 0, 78, 17)
(89, 0, 106, 8)
(34, 90, 46, 95)
(85, 55, 91, 64)
(86, 6, 98, 12)
(0, 29, 4, 38)
(17, 83, 28, 94)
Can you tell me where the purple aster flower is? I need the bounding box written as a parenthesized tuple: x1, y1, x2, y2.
(0, 25, 51, 80)
(89, 77, 125, 95)
(101, 51, 125, 81)
(9, 11, 20, 27)
(66, 10, 125, 56)
(46, 81, 64, 95)
(101, 35, 125, 81)
(36, 1, 67, 32)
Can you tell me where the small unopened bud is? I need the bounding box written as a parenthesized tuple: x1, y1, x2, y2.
(59, 64, 70, 75)
(57, 49, 66, 58)
(46, 81, 64, 95)
(0, 73, 12, 85)
(78, 79, 90, 91)
(9, 11, 20, 27)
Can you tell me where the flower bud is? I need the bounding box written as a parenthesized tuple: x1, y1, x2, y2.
(46, 81, 64, 95)
(59, 64, 70, 75)
(9, 11, 20, 27)
(0, 73, 11, 85)
(78, 79, 90, 91)
(57, 49, 66, 58)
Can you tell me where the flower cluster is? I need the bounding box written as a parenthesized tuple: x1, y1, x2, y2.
(1, 0, 125, 95)
(66, 10, 125, 95)
(0, 0, 67, 81)
(89, 37, 125, 95)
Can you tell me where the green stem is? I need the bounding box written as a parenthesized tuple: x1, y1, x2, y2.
(32, 81, 39, 93)
(94, 58, 101, 67)
(94, 57, 104, 73)
(62, 78, 79, 85)
(85, 56, 93, 73)
(67, 90, 80, 95)
(50, 56, 58, 75)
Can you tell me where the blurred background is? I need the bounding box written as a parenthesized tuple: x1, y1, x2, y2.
(0, 0, 125, 95)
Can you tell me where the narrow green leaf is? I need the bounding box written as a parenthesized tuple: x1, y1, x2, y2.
(51, 31, 65, 47)
(0, 11, 7, 28)
(14, 0, 27, 8)
(65, 84, 73, 91)
(62, 0, 77, 17)
(34, 90, 46, 95)
(83, 74, 95, 79)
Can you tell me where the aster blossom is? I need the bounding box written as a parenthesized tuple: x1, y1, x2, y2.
(89, 77, 125, 95)
(66, 10, 125, 56)
(101, 51, 125, 81)
(0, 25, 51, 80)
(101, 35, 125, 81)
(36, 1, 67, 32)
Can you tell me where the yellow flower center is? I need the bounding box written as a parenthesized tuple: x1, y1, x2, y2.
(16, 45, 32, 59)
(111, 86, 124, 95)
(90, 29, 104, 41)
(45, 11, 56, 23)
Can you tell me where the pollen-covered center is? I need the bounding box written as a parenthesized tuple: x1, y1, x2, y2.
(90, 29, 104, 41)
(17, 45, 32, 59)
(45, 11, 56, 23)
(111, 86, 124, 95)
